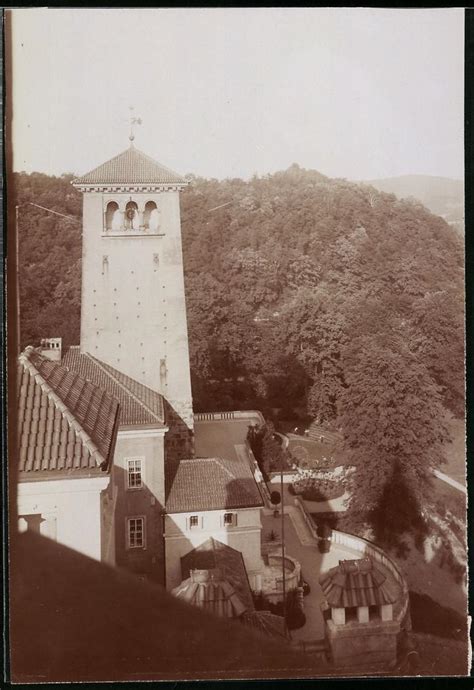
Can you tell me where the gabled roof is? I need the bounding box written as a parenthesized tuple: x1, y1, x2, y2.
(319, 558, 397, 609)
(17, 347, 120, 478)
(62, 347, 165, 428)
(165, 455, 263, 513)
(181, 538, 254, 613)
(72, 145, 187, 188)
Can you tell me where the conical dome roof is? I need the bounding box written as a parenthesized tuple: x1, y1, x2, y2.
(171, 568, 248, 618)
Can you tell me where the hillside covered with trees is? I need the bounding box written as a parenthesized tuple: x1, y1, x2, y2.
(14, 166, 464, 542)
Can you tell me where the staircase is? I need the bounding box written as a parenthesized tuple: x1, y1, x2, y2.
(286, 506, 316, 546)
(306, 422, 342, 446)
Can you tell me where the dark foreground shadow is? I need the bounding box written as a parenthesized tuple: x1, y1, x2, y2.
(9, 531, 310, 683)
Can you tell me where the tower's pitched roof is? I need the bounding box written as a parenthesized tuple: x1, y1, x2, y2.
(165, 455, 263, 513)
(72, 146, 187, 188)
(62, 347, 165, 428)
(319, 558, 397, 608)
(17, 347, 120, 478)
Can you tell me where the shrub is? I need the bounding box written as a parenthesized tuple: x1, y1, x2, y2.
(292, 477, 344, 501)
(316, 521, 333, 538)
(270, 490, 281, 506)
(286, 603, 306, 630)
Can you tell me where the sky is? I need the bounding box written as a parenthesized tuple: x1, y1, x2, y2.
(10, 8, 464, 181)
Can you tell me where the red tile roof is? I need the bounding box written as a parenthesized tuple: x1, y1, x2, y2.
(319, 558, 397, 608)
(165, 455, 263, 513)
(17, 347, 120, 478)
(62, 347, 165, 428)
(72, 146, 187, 187)
(181, 538, 254, 613)
(171, 569, 248, 619)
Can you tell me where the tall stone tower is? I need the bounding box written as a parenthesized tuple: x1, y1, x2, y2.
(72, 142, 194, 433)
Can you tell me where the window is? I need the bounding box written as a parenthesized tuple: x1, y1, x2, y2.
(105, 201, 119, 231)
(126, 457, 143, 489)
(189, 515, 199, 529)
(223, 512, 235, 527)
(144, 200, 159, 231)
(127, 517, 145, 548)
(125, 201, 139, 230)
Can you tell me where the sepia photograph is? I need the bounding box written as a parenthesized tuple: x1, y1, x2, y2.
(5, 7, 468, 682)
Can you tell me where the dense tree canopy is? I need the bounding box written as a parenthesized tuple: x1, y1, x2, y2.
(13, 165, 464, 541)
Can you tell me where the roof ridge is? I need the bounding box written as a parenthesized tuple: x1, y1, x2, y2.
(131, 146, 186, 180)
(213, 457, 238, 481)
(19, 348, 106, 466)
(86, 353, 162, 423)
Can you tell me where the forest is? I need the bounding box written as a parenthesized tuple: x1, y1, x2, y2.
(13, 165, 465, 540)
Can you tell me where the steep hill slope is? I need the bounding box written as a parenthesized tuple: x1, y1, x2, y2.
(363, 174, 464, 232)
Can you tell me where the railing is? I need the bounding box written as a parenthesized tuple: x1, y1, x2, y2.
(194, 409, 265, 424)
(293, 496, 411, 629)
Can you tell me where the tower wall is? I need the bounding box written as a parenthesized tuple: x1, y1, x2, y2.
(80, 190, 193, 431)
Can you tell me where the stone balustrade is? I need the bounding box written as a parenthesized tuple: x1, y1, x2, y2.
(293, 496, 410, 628)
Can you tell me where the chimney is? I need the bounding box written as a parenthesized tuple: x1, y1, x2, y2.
(40, 337, 62, 362)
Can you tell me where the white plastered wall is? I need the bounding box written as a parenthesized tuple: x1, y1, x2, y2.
(164, 506, 264, 591)
(17, 475, 109, 561)
(80, 190, 193, 429)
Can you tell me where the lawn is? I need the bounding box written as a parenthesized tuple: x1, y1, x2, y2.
(287, 438, 346, 469)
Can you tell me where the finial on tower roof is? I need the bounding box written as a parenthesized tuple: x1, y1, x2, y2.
(128, 106, 142, 145)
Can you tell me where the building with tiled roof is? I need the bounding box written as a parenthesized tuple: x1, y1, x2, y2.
(174, 538, 288, 640)
(181, 537, 255, 613)
(320, 557, 397, 611)
(164, 455, 264, 592)
(18, 347, 119, 478)
(165, 456, 263, 513)
(17, 347, 121, 562)
(60, 348, 169, 583)
(62, 347, 165, 428)
(171, 568, 248, 619)
(72, 145, 188, 190)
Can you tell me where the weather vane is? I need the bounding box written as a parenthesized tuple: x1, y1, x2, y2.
(129, 106, 142, 143)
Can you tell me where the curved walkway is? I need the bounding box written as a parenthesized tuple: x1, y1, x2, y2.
(261, 506, 404, 642)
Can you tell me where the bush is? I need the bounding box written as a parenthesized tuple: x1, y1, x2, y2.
(292, 477, 344, 501)
(286, 603, 306, 630)
(270, 490, 281, 506)
(316, 521, 333, 538)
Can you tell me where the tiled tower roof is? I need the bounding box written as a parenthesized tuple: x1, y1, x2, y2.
(17, 347, 120, 478)
(72, 146, 187, 188)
